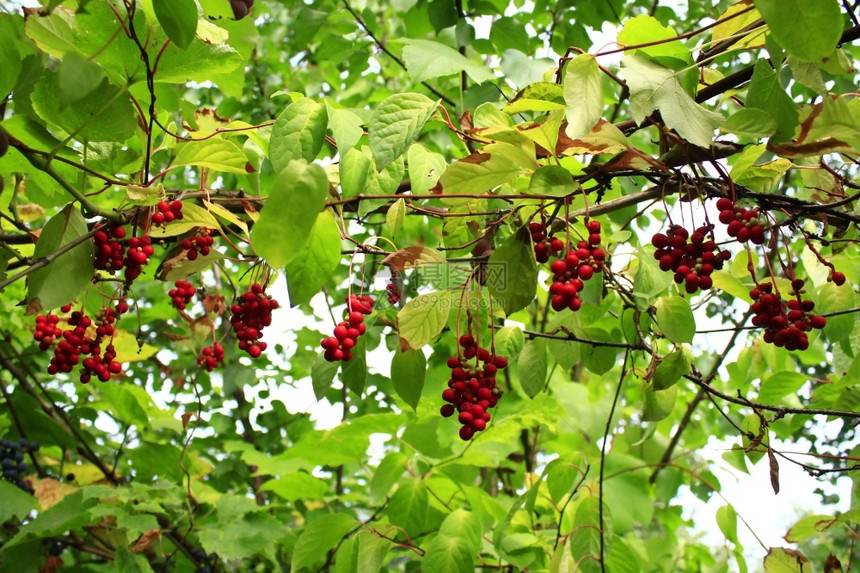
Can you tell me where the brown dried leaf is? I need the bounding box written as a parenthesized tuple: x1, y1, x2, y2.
(381, 246, 445, 271)
(181, 412, 196, 429)
(202, 293, 226, 315)
(132, 529, 162, 553)
(768, 446, 780, 495)
(824, 554, 844, 573)
(34, 478, 78, 510)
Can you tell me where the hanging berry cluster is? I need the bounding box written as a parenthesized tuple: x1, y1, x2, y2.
(651, 224, 731, 294)
(93, 225, 128, 273)
(547, 219, 605, 311)
(440, 334, 507, 441)
(716, 197, 768, 244)
(180, 232, 215, 261)
(230, 283, 278, 359)
(750, 280, 826, 351)
(197, 343, 225, 372)
(122, 236, 155, 282)
(528, 221, 564, 263)
(320, 294, 374, 362)
(151, 200, 184, 227)
(169, 280, 196, 310)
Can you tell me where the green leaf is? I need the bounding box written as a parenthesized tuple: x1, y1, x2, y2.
(745, 60, 799, 143)
(517, 338, 547, 398)
(339, 147, 372, 199)
(622, 54, 723, 148)
(755, 0, 842, 62)
(818, 281, 856, 342)
(152, 0, 198, 50)
(150, 201, 220, 239)
(578, 327, 619, 375)
(369, 452, 407, 504)
(285, 210, 342, 306)
(173, 137, 250, 174)
(341, 334, 367, 395)
(27, 204, 93, 312)
(391, 349, 426, 411)
(570, 492, 609, 573)
(251, 160, 329, 268)
(563, 53, 603, 140)
(642, 383, 678, 421)
(716, 504, 739, 544)
(388, 479, 428, 537)
(784, 514, 836, 542)
(3, 490, 98, 549)
(617, 15, 690, 67)
(407, 143, 447, 195)
(56, 51, 104, 108)
(396, 291, 451, 350)
(711, 270, 752, 303)
(326, 103, 365, 151)
(422, 535, 475, 573)
(291, 513, 359, 573)
(528, 165, 581, 197)
(494, 326, 525, 360)
(633, 248, 673, 309)
(722, 108, 779, 138)
(0, 480, 37, 523)
(489, 16, 530, 53)
(762, 547, 810, 573)
(0, 29, 22, 100)
(369, 93, 437, 170)
(437, 142, 534, 204)
(386, 198, 405, 236)
(98, 382, 150, 428)
(652, 346, 692, 390)
(270, 97, 328, 172)
(311, 352, 340, 400)
(758, 371, 808, 403)
(487, 225, 538, 315)
(154, 40, 243, 85)
(260, 471, 330, 501)
(401, 38, 494, 85)
(655, 296, 695, 344)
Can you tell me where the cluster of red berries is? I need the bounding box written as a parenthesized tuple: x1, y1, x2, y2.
(151, 200, 184, 227)
(716, 198, 767, 245)
(320, 294, 374, 362)
(38, 302, 127, 382)
(93, 225, 127, 272)
(547, 220, 605, 311)
(229, 283, 278, 359)
(385, 283, 401, 305)
(652, 224, 731, 294)
(750, 280, 826, 351)
(168, 280, 196, 310)
(528, 221, 564, 263)
(197, 343, 225, 372)
(180, 232, 214, 261)
(123, 235, 155, 282)
(440, 334, 507, 441)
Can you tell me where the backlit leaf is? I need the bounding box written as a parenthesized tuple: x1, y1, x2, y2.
(396, 292, 451, 350)
(655, 296, 695, 344)
(401, 38, 494, 85)
(270, 97, 328, 171)
(173, 137, 250, 173)
(370, 93, 437, 170)
(152, 0, 198, 50)
(755, 0, 841, 62)
(563, 54, 603, 140)
(487, 225, 538, 315)
(390, 349, 426, 411)
(518, 338, 547, 397)
(285, 210, 342, 306)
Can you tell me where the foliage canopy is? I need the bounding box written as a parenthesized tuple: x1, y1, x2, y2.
(1, 0, 860, 571)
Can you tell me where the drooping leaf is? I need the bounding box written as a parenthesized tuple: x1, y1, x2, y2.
(716, 504, 739, 544)
(251, 160, 329, 268)
(642, 383, 678, 421)
(339, 147, 372, 199)
(27, 204, 94, 312)
(654, 296, 695, 344)
(652, 346, 692, 390)
(487, 225, 538, 315)
(326, 103, 365, 151)
(407, 143, 447, 195)
(388, 479, 428, 537)
(622, 53, 723, 148)
(563, 54, 603, 140)
(401, 38, 494, 85)
(528, 165, 580, 197)
(311, 352, 340, 401)
(369, 93, 437, 170)
(396, 291, 451, 350)
(285, 210, 342, 306)
(390, 348, 426, 411)
(745, 60, 799, 143)
(517, 338, 547, 398)
(270, 97, 328, 171)
(291, 513, 358, 573)
(173, 137, 250, 174)
(386, 198, 405, 236)
(762, 547, 809, 573)
(755, 0, 841, 62)
(618, 14, 690, 67)
(152, 0, 198, 50)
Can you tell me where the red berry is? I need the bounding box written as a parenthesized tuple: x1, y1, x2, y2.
(832, 271, 846, 286)
(458, 426, 474, 441)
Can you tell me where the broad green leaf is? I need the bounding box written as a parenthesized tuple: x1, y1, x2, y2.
(291, 513, 358, 573)
(369, 93, 437, 170)
(711, 270, 752, 303)
(517, 338, 547, 398)
(152, 0, 198, 49)
(762, 547, 809, 573)
(604, 536, 641, 573)
(755, 0, 841, 62)
(390, 349, 426, 411)
(501, 49, 556, 89)
(407, 143, 447, 195)
(369, 452, 407, 504)
(716, 504, 739, 544)
(270, 97, 328, 171)
(494, 326, 525, 360)
(487, 226, 538, 315)
(32, 73, 136, 142)
(758, 371, 808, 403)
(473, 102, 514, 129)
(818, 281, 856, 342)
(341, 334, 367, 395)
(251, 160, 329, 268)
(642, 383, 678, 421)
(401, 38, 494, 85)
(438, 508, 483, 552)
(0, 32, 21, 103)
(655, 296, 695, 344)
(784, 514, 835, 543)
(0, 480, 37, 523)
(652, 346, 692, 390)
(154, 40, 243, 84)
(489, 16, 530, 53)
(2, 490, 98, 549)
(388, 479, 428, 536)
(173, 137, 250, 173)
(436, 142, 535, 204)
(56, 51, 104, 108)
(422, 535, 475, 573)
(98, 382, 150, 428)
(603, 454, 653, 533)
(622, 54, 723, 148)
(396, 291, 451, 350)
(360, 155, 405, 217)
(563, 54, 603, 140)
(578, 327, 619, 375)
(528, 165, 580, 197)
(326, 103, 365, 151)
(339, 147, 372, 199)
(570, 491, 609, 573)
(386, 198, 405, 236)
(618, 15, 690, 67)
(633, 248, 673, 308)
(27, 205, 94, 312)
(260, 471, 330, 501)
(285, 210, 342, 305)
(745, 60, 799, 143)
(722, 108, 778, 138)
(23, 8, 77, 58)
(115, 546, 156, 573)
(545, 459, 581, 505)
(311, 352, 340, 400)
